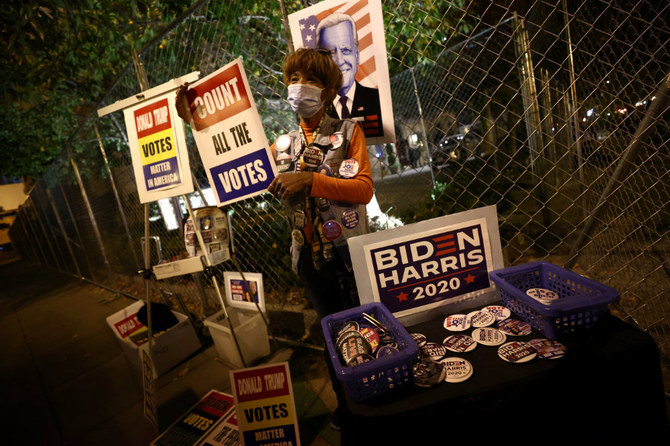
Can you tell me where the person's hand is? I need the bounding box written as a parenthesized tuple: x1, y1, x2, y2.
(268, 172, 313, 199)
(175, 82, 190, 122)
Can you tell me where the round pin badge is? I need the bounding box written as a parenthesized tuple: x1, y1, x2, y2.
(359, 327, 380, 353)
(318, 198, 330, 212)
(322, 220, 343, 240)
(526, 288, 560, 304)
(301, 146, 324, 167)
(339, 159, 359, 178)
(293, 210, 306, 229)
(439, 357, 473, 383)
(413, 360, 445, 387)
(443, 314, 471, 332)
(410, 332, 427, 347)
(528, 338, 567, 359)
(346, 353, 374, 367)
(275, 135, 291, 151)
(442, 334, 478, 353)
(329, 132, 344, 148)
(421, 342, 448, 362)
(471, 327, 507, 346)
(275, 153, 293, 172)
(497, 319, 533, 336)
(336, 320, 359, 340)
(376, 345, 401, 359)
(498, 341, 537, 363)
(467, 310, 496, 328)
(316, 164, 332, 176)
(482, 305, 512, 321)
(338, 331, 372, 364)
(291, 229, 304, 246)
(341, 209, 360, 229)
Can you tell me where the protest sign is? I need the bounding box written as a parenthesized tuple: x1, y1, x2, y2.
(230, 363, 299, 446)
(348, 205, 504, 325)
(186, 59, 277, 207)
(121, 89, 194, 203)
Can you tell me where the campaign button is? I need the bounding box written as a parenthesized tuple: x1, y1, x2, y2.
(293, 210, 306, 229)
(421, 342, 448, 362)
(439, 357, 473, 383)
(341, 209, 359, 229)
(410, 332, 427, 347)
(322, 220, 343, 240)
(359, 327, 380, 353)
(498, 341, 537, 363)
(497, 318, 533, 336)
(292, 229, 304, 246)
(471, 327, 507, 346)
(275, 154, 293, 173)
(336, 320, 359, 340)
(330, 132, 344, 148)
(482, 305, 511, 321)
(413, 360, 445, 387)
(317, 164, 332, 176)
(467, 310, 496, 328)
(275, 134, 291, 151)
(376, 345, 400, 359)
(443, 314, 471, 331)
(346, 353, 374, 367)
(338, 331, 372, 364)
(339, 159, 359, 178)
(526, 287, 560, 304)
(528, 338, 567, 359)
(318, 197, 330, 211)
(442, 334, 478, 353)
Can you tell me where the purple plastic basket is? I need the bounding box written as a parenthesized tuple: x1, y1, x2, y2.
(321, 302, 418, 402)
(489, 261, 620, 339)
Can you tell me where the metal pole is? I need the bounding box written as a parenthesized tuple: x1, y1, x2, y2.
(66, 143, 114, 276)
(46, 188, 82, 277)
(32, 185, 68, 271)
(59, 184, 97, 281)
(565, 71, 670, 269)
(94, 123, 141, 269)
(410, 67, 436, 187)
(561, 0, 584, 184)
(27, 196, 60, 269)
(279, 0, 295, 53)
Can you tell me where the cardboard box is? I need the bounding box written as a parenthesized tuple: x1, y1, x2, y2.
(107, 300, 201, 378)
(203, 307, 270, 369)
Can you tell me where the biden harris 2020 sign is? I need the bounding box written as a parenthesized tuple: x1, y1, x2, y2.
(185, 58, 277, 207)
(348, 206, 504, 325)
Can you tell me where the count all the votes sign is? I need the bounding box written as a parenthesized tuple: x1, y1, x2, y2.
(231, 362, 300, 446)
(123, 91, 194, 203)
(187, 58, 277, 207)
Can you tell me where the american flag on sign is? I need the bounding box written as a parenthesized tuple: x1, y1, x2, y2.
(298, 0, 378, 88)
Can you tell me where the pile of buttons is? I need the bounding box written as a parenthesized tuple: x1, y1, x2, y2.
(411, 299, 567, 387)
(335, 312, 401, 368)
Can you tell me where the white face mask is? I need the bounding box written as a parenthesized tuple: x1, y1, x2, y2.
(287, 83, 324, 118)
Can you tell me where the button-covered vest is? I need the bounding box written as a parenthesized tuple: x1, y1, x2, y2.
(273, 114, 369, 273)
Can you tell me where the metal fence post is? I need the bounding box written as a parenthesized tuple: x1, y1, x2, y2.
(410, 67, 436, 187)
(59, 184, 97, 281)
(45, 187, 82, 277)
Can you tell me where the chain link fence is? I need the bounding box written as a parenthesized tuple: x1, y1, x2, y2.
(9, 0, 669, 359)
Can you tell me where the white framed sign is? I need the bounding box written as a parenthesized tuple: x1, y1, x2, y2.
(223, 271, 265, 313)
(121, 87, 195, 203)
(185, 58, 277, 207)
(348, 205, 504, 325)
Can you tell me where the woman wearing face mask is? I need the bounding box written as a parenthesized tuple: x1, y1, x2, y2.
(268, 47, 373, 321)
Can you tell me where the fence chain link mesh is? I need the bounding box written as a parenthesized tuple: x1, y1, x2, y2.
(9, 0, 669, 359)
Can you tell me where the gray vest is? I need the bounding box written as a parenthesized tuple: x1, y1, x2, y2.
(273, 114, 369, 273)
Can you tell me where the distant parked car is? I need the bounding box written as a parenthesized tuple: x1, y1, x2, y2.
(431, 132, 484, 168)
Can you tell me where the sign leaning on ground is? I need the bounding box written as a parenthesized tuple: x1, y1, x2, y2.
(348, 205, 505, 326)
(230, 362, 300, 446)
(185, 58, 277, 207)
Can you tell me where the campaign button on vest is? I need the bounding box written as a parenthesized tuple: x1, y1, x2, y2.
(275, 134, 292, 151)
(339, 158, 359, 178)
(341, 209, 359, 229)
(329, 132, 344, 148)
(322, 220, 343, 240)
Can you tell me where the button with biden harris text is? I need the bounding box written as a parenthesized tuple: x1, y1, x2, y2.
(466, 310, 496, 328)
(526, 287, 560, 304)
(497, 318, 532, 336)
(301, 146, 324, 169)
(482, 305, 511, 321)
(471, 327, 507, 346)
(439, 357, 473, 383)
(498, 341, 537, 363)
(421, 342, 449, 362)
(339, 159, 359, 178)
(442, 334, 478, 353)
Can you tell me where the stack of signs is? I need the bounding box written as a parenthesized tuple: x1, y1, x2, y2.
(121, 88, 194, 203)
(230, 363, 300, 446)
(185, 58, 277, 207)
(152, 390, 236, 446)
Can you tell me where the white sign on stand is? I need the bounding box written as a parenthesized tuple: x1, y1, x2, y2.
(223, 271, 265, 313)
(348, 205, 504, 326)
(185, 58, 277, 207)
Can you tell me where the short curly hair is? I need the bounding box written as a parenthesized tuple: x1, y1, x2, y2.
(283, 47, 343, 104)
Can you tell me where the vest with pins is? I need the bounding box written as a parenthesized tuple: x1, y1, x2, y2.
(273, 113, 369, 273)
